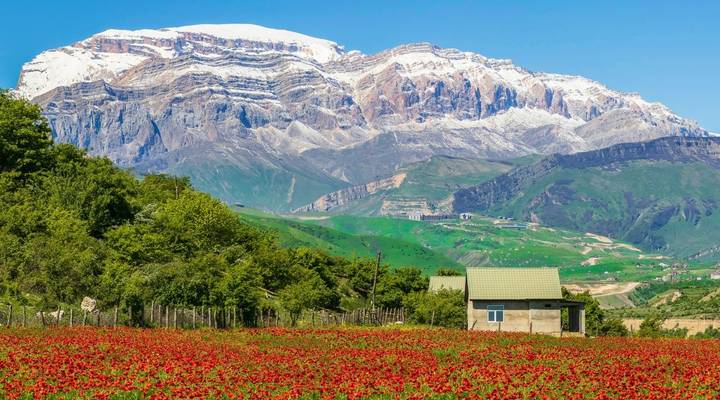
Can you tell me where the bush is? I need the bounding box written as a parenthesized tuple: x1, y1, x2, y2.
(637, 314, 687, 338)
(693, 326, 720, 339)
(404, 289, 465, 328)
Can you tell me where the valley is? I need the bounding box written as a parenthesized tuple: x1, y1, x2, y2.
(453, 137, 720, 262)
(239, 208, 690, 282)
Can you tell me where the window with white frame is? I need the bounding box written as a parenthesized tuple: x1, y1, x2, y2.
(487, 305, 504, 322)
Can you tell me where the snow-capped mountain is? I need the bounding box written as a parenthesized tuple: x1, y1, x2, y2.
(15, 24, 708, 209)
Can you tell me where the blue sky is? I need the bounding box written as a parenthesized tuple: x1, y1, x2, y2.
(2, 0, 718, 130)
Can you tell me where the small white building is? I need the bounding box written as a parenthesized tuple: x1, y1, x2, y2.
(428, 268, 585, 336)
(710, 271, 720, 280)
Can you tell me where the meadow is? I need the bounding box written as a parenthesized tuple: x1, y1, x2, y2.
(242, 210, 684, 281)
(1, 327, 719, 399)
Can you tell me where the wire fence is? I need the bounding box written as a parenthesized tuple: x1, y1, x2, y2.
(0, 303, 406, 329)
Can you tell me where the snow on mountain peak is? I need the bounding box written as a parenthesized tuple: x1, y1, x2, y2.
(16, 24, 345, 99)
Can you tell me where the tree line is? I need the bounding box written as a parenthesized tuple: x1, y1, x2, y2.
(0, 92, 468, 327)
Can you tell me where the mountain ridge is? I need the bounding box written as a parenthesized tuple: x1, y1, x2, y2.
(451, 136, 720, 260)
(15, 24, 708, 210)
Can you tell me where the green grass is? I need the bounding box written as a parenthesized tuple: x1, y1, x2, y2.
(238, 210, 462, 275)
(319, 156, 516, 215)
(611, 279, 720, 318)
(239, 209, 685, 281)
(491, 160, 720, 263)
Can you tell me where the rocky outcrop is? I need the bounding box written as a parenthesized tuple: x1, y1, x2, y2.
(295, 173, 406, 212)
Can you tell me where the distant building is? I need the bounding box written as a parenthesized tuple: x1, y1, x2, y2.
(459, 213, 472, 220)
(497, 223, 528, 229)
(710, 271, 720, 280)
(428, 267, 585, 336)
(428, 276, 466, 294)
(408, 212, 458, 221)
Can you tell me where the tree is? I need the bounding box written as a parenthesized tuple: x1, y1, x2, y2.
(404, 289, 466, 328)
(693, 326, 720, 339)
(435, 268, 463, 276)
(279, 274, 329, 326)
(375, 267, 428, 308)
(152, 191, 260, 258)
(562, 287, 628, 337)
(218, 261, 262, 325)
(20, 209, 105, 307)
(638, 314, 687, 338)
(0, 91, 52, 173)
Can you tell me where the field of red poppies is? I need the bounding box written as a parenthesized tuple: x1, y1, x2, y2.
(0, 327, 719, 399)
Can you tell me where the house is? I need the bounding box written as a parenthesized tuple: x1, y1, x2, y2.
(459, 213, 472, 221)
(710, 271, 720, 280)
(429, 267, 584, 336)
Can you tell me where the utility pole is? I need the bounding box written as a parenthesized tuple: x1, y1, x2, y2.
(370, 251, 382, 314)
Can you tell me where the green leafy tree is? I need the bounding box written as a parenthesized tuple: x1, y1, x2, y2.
(20, 209, 105, 307)
(638, 314, 687, 338)
(404, 289, 466, 328)
(375, 267, 428, 308)
(0, 91, 52, 173)
(218, 261, 262, 325)
(693, 326, 720, 339)
(279, 274, 330, 326)
(435, 268, 463, 276)
(562, 288, 628, 337)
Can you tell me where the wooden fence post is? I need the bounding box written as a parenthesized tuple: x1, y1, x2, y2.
(40, 311, 47, 328)
(173, 307, 178, 329)
(113, 306, 118, 328)
(82, 311, 87, 326)
(22, 306, 26, 328)
(56, 305, 61, 326)
(7, 304, 12, 327)
(128, 305, 132, 327)
(192, 307, 196, 329)
(165, 306, 169, 329)
(69, 309, 74, 328)
(96, 311, 101, 327)
(150, 301, 155, 325)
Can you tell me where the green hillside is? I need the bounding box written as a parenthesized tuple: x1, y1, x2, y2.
(239, 209, 681, 281)
(238, 209, 462, 275)
(315, 156, 527, 215)
(163, 147, 348, 212)
(611, 279, 720, 318)
(484, 160, 720, 262)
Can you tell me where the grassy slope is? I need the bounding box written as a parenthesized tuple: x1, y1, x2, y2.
(323, 156, 521, 215)
(239, 208, 680, 281)
(238, 209, 462, 275)
(492, 160, 720, 263)
(167, 150, 348, 212)
(611, 279, 720, 318)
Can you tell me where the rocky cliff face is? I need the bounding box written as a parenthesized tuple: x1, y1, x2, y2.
(453, 136, 720, 213)
(15, 24, 709, 209)
(295, 173, 406, 212)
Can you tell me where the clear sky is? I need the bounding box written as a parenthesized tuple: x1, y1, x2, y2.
(2, 0, 718, 131)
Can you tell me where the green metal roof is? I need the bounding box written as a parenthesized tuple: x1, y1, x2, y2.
(466, 267, 562, 300)
(428, 276, 466, 293)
